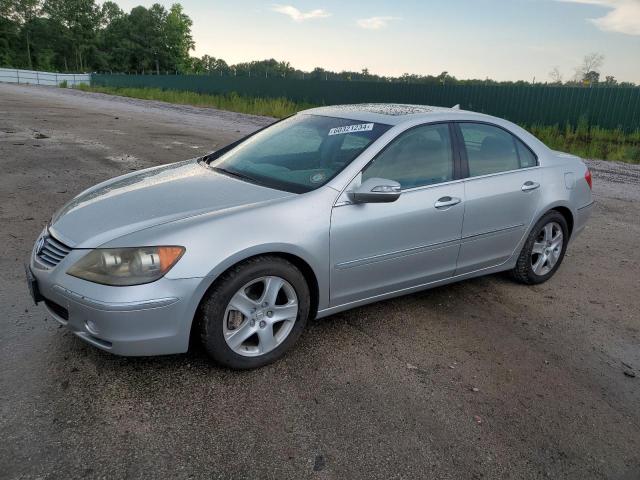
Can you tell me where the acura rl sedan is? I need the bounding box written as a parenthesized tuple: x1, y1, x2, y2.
(26, 104, 594, 369)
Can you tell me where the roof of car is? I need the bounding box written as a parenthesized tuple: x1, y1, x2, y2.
(302, 103, 482, 125)
(301, 103, 551, 157)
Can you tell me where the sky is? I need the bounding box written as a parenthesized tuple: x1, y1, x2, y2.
(113, 0, 640, 83)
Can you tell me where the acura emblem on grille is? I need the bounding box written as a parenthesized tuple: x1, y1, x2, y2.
(35, 236, 46, 255)
(34, 232, 72, 268)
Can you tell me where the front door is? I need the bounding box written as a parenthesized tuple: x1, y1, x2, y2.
(329, 122, 465, 307)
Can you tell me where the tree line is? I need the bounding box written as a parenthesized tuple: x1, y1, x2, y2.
(1, 0, 194, 73)
(1, 1, 635, 87)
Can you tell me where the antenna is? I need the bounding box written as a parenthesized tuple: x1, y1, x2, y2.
(451, 104, 460, 110)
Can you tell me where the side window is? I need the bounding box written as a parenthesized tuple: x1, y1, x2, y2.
(362, 123, 454, 189)
(459, 123, 536, 177)
(334, 133, 372, 166)
(341, 133, 370, 151)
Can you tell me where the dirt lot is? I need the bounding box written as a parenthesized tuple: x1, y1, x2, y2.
(1, 83, 639, 480)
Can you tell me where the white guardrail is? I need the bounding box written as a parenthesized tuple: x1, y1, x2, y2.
(0, 68, 90, 86)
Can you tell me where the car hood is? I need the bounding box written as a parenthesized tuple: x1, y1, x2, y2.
(50, 159, 293, 248)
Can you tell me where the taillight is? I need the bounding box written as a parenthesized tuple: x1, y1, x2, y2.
(584, 169, 592, 190)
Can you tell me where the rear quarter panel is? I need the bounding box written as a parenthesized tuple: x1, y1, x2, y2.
(537, 152, 593, 241)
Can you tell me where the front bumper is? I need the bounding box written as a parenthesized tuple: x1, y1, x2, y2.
(29, 245, 204, 356)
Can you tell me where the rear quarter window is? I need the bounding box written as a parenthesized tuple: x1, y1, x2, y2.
(516, 139, 537, 168)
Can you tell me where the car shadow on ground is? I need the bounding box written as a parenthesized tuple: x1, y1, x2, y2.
(47, 272, 510, 377)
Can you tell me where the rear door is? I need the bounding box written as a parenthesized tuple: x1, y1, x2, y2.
(454, 122, 541, 274)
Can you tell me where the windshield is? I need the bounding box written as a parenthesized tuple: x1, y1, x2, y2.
(209, 114, 391, 193)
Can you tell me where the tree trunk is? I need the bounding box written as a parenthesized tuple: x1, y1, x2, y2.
(26, 29, 32, 69)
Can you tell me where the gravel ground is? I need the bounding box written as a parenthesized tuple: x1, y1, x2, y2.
(1, 83, 639, 480)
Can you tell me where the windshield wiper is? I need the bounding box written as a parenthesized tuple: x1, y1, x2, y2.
(212, 166, 260, 185)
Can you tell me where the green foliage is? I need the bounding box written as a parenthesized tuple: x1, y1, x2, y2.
(0, 0, 195, 73)
(75, 85, 313, 118)
(529, 123, 640, 164)
(58, 79, 67, 87)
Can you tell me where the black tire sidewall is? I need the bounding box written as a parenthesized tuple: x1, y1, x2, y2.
(200, 257, 310, 369)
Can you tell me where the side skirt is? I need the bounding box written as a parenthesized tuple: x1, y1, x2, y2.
(315, 259, 517, 319)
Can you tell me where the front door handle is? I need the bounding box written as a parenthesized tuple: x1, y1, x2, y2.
(434, 196, 462, 209)
(521, 181, 540, 192)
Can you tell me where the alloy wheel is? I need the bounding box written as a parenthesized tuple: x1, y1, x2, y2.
(531, 221, 564, 276)
(222, 276, 298, 357)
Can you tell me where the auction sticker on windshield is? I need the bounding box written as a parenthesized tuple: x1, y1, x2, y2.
(328, 123, 374, 136)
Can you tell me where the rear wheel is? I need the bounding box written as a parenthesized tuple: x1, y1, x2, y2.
(199, 256, 310, 369)
(511, 211, 569, 285)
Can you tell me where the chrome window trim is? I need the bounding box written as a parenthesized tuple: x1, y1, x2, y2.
(334, 176, 467, 206)
(333, 165, 542, 207)
(400, 176, 465, 193)
(461, 165, 542, 182)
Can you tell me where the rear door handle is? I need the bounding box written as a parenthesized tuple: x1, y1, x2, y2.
(521, 181, 540, 192)
(434, 196, 462, 209)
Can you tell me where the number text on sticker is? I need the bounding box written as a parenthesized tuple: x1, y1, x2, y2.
(328, 123, 374, 136)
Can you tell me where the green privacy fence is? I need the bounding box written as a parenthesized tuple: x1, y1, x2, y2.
(92, 74, 640, 131)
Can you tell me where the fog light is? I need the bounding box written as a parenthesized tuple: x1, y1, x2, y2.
(85, 320, 98, 335)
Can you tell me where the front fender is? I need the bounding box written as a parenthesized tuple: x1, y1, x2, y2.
(102, 186, 336, 319)
(198, 242, 321, 282)
(178, 241, 327, 346)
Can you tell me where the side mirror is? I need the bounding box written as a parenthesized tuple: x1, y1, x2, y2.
(349, 178, 401, 204)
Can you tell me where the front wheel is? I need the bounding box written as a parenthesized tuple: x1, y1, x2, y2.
(511, 211, 569, 285)
(199, 256, 310, 369)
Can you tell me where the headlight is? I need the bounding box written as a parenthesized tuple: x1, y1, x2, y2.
(67, 246, 185, 286)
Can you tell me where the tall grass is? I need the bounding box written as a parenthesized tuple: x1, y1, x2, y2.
(75, 84, 640, 163)
(529, 120, 640, 163)
(75, 84, 311, 118)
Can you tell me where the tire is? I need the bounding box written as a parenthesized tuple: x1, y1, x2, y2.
(199, 256, 310, 369)
(511, 211, 569, 285)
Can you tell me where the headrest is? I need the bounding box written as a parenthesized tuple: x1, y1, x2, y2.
(480, 136, 512, 157)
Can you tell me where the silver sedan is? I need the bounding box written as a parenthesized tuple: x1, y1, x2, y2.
(27, 104, 594, 369)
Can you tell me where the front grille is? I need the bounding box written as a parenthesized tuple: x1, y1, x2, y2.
(37, 233, 72, 267)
